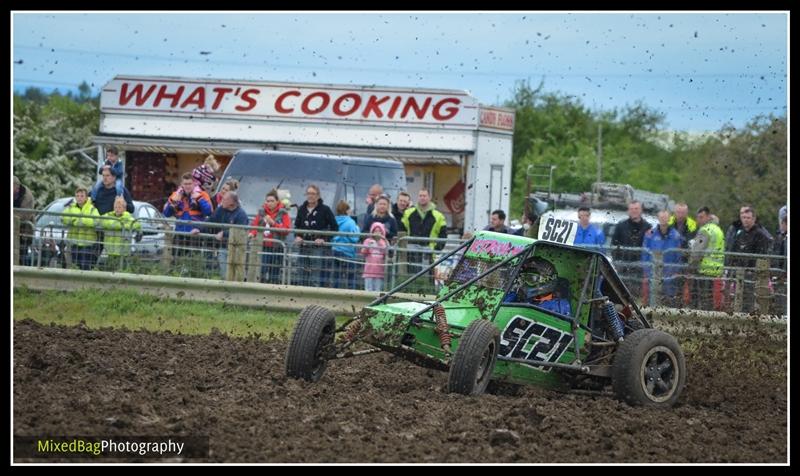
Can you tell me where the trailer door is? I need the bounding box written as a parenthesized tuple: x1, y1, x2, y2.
(489, 165, 504, 214)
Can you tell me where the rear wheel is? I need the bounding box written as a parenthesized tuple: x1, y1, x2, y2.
(285, 305, 336, 382)
(612, 329, 686, 407)
(625, 318, 645, 334)
(448, 319, 500, 396)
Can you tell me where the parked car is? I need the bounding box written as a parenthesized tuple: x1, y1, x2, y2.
(31, 198, 166, 268)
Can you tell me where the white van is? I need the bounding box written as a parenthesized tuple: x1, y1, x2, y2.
(545, 208, 658, 247)
(217, 150, 406, 219)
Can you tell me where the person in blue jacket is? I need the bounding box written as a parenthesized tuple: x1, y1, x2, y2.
(573, 207, 606, 252)
(642, 210, 684, 304)
(331, 200, 360, 289)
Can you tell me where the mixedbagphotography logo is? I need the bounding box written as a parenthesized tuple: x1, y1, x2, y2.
(14, 436, 209, 460)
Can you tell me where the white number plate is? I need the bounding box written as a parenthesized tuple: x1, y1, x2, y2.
(537, 212, 578, 246)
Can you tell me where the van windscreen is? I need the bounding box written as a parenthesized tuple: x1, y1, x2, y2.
(233, 176, 338, 219)
(347, 164, 406, 215)
(223, 154, 342, 217)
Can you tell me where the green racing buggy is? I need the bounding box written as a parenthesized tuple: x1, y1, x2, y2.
(285, 215, 687, 407)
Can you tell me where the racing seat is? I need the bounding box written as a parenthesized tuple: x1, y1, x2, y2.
(549, 277, 574, 317)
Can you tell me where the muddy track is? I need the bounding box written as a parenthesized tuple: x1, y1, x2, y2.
(13, 319, 786, 463)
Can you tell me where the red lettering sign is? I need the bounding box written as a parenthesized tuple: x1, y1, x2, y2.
(387, 96, 403, 118)
(498, 113, 514, 129)
(119, 83, 157, 106)
(275, 90, 301, 113)
(479, 108, 514, 130)
(433, 98, 461, 121)
(301, 92, 330, 115)
(180, 87, 205, 109)
(211, 87, 233, 110)
(107, 79, 480, 127)
(362, 95, 390, 119)
(400, 97, 431, 120)
(236, 88, 260, 112)
(332, 93, 362, 116)
(153, 85, 185, 108)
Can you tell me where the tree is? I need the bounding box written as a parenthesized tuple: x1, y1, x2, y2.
(77, 81, 92, 103)
(22, 87, 49, 105)
(504, 80, 677, 219)
(13, 90, 100, 206)
(674, 116, 787, 234)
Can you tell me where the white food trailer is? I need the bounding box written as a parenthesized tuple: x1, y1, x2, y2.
(95, 75, 515, 233)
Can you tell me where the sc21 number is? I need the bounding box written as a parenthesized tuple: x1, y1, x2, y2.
(541, 217, 575, 244)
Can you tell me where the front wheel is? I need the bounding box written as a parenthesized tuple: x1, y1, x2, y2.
(612, 329, 686, 407)
(448, 319, 500, 396)
(285, 305, 336, 382)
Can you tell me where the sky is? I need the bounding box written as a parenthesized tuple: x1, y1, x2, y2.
(12, 11, 788, 133)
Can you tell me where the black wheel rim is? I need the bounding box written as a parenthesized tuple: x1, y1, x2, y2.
(474, 341, 496, 389)
(311, 324, 334, 380)
(640, 346, 679, 403)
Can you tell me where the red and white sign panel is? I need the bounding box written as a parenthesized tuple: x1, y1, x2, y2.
(101, 76, 480, 128)
(478, 107, 515, 131)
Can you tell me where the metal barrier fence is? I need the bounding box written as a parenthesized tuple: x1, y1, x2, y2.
(558, 243, 786, 316)
(14, 208, 787, 316)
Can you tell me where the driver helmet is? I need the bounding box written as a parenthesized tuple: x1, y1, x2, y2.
(519, 257, 558, 300)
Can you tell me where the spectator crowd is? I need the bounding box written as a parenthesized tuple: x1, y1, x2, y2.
(13, 148, 787, 313)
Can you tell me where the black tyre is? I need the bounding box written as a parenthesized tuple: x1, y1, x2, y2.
(625, 317, 646, 333)
(448, 319, 500, 396)
(612, 329, 686, 407)
(285, 305, 336, 382)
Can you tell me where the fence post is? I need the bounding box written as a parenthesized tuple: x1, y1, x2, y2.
(651, 251, 662, 307)
(733, 267, 745, 313)
(227, 228, 247, 282)
(246, 238, 260, 283)
(755, 258, 770, 314)
(161, 228, 174, 272)
(280, 242, 294, 284)
(13, 214, 20, 266)
(397, 232, 408, 284)
(63, 240, 73, 268)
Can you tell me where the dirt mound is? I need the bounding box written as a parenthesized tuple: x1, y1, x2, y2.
(13, 319, 786, 463)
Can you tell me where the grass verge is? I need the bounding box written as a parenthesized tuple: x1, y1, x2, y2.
(13, 287, 317, 339)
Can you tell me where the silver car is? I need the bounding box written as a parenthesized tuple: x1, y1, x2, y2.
(31, 198, 166, 267)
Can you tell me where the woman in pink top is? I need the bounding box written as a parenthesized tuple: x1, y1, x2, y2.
(360, 221, 388, 292)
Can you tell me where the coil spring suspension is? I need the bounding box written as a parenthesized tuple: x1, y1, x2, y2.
(343, 319, 363, 342)
(603, 302, 625, 342)
(433, 305, 452, 353)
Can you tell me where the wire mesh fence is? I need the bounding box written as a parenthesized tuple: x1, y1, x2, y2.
(14, 208, 787, 316)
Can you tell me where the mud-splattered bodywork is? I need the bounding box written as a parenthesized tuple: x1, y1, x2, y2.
(354, 231, 644, 389)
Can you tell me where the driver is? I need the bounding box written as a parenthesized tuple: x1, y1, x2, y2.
(505, 257, 573, 316)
